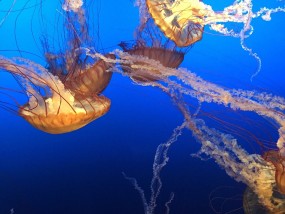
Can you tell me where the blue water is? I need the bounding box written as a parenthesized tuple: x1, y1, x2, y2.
(0, 1, 284, 213)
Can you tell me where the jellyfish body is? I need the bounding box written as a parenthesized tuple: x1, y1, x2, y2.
(19, 96, 110, 134)
(65, 54, 115, 96)
(146, 0, 204, 47)
(0, 57, 112, 134)
(0, 0, 116, 134)
(120, 44, 184, 82)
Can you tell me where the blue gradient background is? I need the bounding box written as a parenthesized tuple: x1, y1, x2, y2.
(0, 0, 284, 213)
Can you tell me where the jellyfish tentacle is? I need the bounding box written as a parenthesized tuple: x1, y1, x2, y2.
(263, 150, 285, 194)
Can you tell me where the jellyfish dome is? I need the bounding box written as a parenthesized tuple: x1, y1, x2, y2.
(64, 54, 115, 96)
(120, 43, 184, 82)
(146, 0, 204, 46)
(19, 95, 110, 135)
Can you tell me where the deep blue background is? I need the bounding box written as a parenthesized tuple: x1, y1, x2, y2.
(0, 0, 284, 213)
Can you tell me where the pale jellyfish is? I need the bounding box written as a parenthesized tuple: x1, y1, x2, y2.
(62, 0, 83, 12)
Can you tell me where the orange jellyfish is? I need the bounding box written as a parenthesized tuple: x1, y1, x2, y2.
(120, 41, 184, 82)
(119, 2, 186, 82)
(42, 0, 115, 96)
(45, 52, 115, 97)
(145, 0, 204, 47)
(0, 0, 116, 134)
(145, 0, 285, 49)
(0, 56, 113, 134)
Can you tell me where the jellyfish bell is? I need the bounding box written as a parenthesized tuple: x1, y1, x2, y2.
(67, 53, 115, 96)
(146, 0, 204, 47)
(19, 95, 110, 134)
(119, 41, 184, 82)
(43, 42, 115, 102)
(46, 53, 115, 96)
(0, 57, 111, 134)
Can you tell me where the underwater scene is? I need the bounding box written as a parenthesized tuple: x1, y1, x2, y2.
(0, 0, 285, 213)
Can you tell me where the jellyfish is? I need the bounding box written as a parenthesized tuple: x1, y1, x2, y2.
(146, 0, 204, 47)
(119, 42, 184, 82)
(145, 0, 285, 79)
(62, 0, 83, 12)
(84, 5, 285, 206)
(45, 52, 115, 97)
(146, 0, 285, 46)
(0, 56, 111, 134)
(119, 0, 186, 82)
(1, 0, 285, 213)
(91, 47, 285, 213)
(0, 0, 114, 134)
(87, 0, 285, 207)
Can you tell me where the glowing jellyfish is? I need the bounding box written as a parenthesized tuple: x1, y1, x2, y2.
(81, 2, 285, 210)
(46, 53, 115, 97)
(119, 44, 184, 82)
(92, 0, 285, 207)
(146, 0, 204, 47)
(1, 0, 285, 213)
(119, 0, 185, 82)
(0, 56, 111, 134)
(145, 0, 285, 79)
(0, 0, 115, 134)
(146, 0, 285, 46)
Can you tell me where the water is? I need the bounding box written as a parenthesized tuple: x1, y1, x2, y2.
(0, 0, 284, 213)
